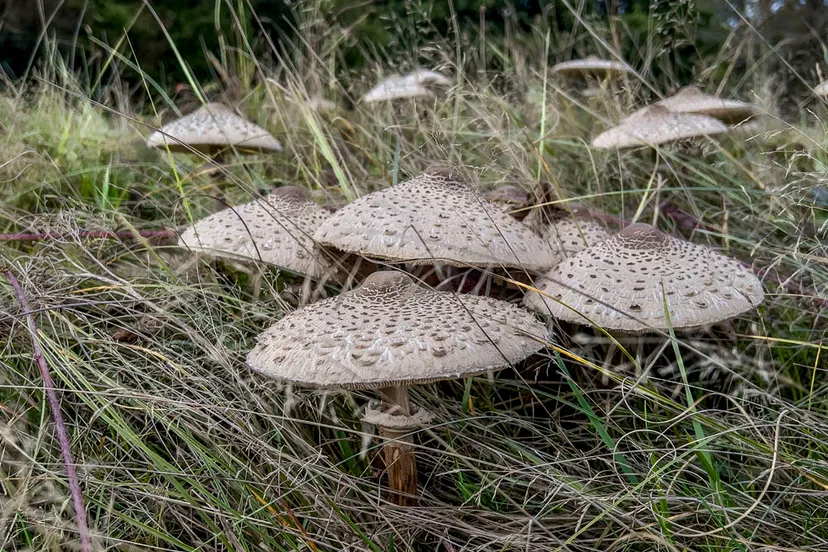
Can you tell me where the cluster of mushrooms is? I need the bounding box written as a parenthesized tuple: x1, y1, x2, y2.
(146, 60, 770, 506)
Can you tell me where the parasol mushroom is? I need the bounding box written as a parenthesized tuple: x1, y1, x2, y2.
(523, 222, 764, 333)
(314, 167, 562, 273)
(592, 105, 729, 149)
(247, 271, 546, 504)
(625, 86, 759, 125)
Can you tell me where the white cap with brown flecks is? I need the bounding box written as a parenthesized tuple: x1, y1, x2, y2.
(524, 223, 764, 332)
(247, 271, 547, 389)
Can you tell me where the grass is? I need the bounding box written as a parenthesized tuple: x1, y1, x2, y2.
(1, 3, 827, 551)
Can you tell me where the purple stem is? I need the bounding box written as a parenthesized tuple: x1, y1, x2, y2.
(2, 269, 92, 552)
(0, 229, 177, 243)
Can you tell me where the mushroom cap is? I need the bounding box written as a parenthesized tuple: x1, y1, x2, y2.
(313, 167, 562, 271)
(483, 185, 530, 207)
(625, 86, 759, 124)
(405, 69, 452, 87)
(147, 102, 282, 153)
(361, 75, 434, 103)
(551, 55, 633, 76)
(247, 271, 546, 389)
(523, 222, 764, 332)
(543, 216, 612, 255)
(592, 105, 729, 149)
(815, 81, 828, 96)
(178, 186, 335, 279)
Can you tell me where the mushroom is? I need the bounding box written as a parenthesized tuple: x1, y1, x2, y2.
(551, 55, 633, 77)
(625, 86, 759, 125)
(313, 167, 562, 273)
(147, 102, 282, 155)
(815, 81, 828, 96)
(523, 222, 764, 333)
(592, 105, 729, 149)
(405, 69, 452, 88)
(246, 271, 547, 505)
(542, 206, 612, 256)
(178, 186, 338, 284)
(361, 75, 434, 103)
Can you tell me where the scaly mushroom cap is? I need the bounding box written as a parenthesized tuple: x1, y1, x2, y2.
(551, 55, 633, 76)
(625, 86, 759, 124)
(361, 75, 434, 103)
(815, 81, 828, 96)
(147, 102, 282, 153)
(523, 223, 764, 332)
(178, 186, 335, 279)
(313, 167, 562, 271)
(592, 105, 729, 149)
(247, 271, 546, 389)
(543, 216, 612, 255)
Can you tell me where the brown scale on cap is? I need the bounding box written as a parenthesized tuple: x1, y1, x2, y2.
(178, 187, 335, 279)
(247, 270, 546, 389)
(146, 102, 282, 154)
(524, 222, 764, 332)
(313, 169, 562, 271)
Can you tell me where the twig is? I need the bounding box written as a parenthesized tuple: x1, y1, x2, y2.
(0, 229, 177, 244)
(2, 268, 92, 552)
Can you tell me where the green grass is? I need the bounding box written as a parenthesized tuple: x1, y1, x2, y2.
(1, 3, 827, 551)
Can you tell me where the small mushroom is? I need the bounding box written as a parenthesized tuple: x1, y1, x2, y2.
(147, 102, 282, 154)
(815, 81, 828, 96)
(405, 69, 452, 88)
(178, 186, 336, 280)
(523, 222, 764, 332)
(625, 86, 759, 125)
(592, 105, 729, 149)
(313, 167, 562, 272)
(247, 271, 546, 504)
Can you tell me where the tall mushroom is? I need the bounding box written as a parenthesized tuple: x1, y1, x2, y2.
(314, 167, 562, 273)
(592, 105, 729, 149)
(625, 86, 759, 125)
(247, 271, 546, 504)
(523, 222, 764, 332)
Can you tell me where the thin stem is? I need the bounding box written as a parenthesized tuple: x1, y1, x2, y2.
(2, 268, 92, 552)
(0, 229, 177, 243)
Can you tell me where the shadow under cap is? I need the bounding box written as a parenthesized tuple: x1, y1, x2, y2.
(524, 222, 765, 332)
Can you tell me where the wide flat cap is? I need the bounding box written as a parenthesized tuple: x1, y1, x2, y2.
(147, 102, 282, 153)
(592, 105, 729, 149)
(625, 86, 759, 124)
(178, 186, 335, 279)
(313, 168, 562, 271)
(247, 271, 547, 389)
(551, 55, 633, 76)
(524, 223, 764, 332)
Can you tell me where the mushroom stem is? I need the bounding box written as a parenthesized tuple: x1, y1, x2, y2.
(378, 385, 418, 506)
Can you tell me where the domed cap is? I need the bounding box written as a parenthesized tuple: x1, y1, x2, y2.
(404, 69, 452, 87)
(147, 102, 282, 153)
(361, 75, 434, 103)
(178, 186, 334, 279)
(551, 55, 633, 76)
(543, 214, 612, 255)
(524, 223, 764, 332)
(246, 271, 547, 389)
(592, 106, 729, 149)
(313, 167, 562, 271)
(815, 81, 828, 96)
(625, 86, 759, 124)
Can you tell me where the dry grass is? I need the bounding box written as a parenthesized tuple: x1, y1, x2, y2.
(1, 3, 827, 551)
